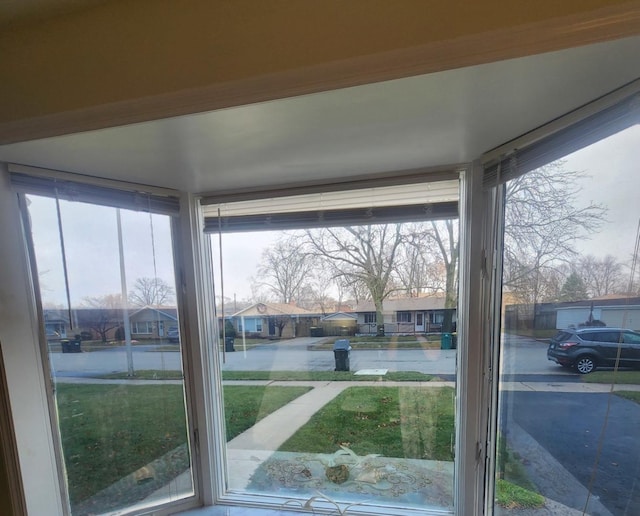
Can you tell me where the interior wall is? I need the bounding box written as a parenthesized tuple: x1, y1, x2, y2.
(0, 0, 637, 135)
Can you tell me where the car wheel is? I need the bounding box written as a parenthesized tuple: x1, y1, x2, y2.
(575, 356, 597, 374)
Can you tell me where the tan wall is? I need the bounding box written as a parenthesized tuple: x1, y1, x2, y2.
(1, 0, 638, 141)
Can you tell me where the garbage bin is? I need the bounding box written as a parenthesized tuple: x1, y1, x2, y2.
(61, 338, 82, 353)
(310, 327, 324, 337)
(225, 336, 235, 352)
(333, 339, 351, 371)
(451, 333, 457, 350)
(441, 332, 452, 350)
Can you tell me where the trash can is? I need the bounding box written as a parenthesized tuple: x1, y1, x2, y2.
(61, 337, 82, 353)
(310, 327, 324, 337)
(441, 332, 452, 350)
(225, 336, 235, 352)
(333, 339, 351, 371)
(451, 333, 457, 350)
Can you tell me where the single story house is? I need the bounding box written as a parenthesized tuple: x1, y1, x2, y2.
(129, 307, 178, 339)
(231, 303, 321, 339)
(353, 296, 454, 335)
(43, 306, 179, 342)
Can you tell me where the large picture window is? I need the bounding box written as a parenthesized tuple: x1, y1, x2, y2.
(202, 177, 461, 513)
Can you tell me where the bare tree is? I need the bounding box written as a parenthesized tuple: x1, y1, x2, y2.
(398, 223, 449, 298)
(305, 224, 404, 336)
(578, 255, 624, 298)
(81, 294, 124, 342)
(503, 161, 606, 305)
(255, 237, 313, 304)
(129, 277, 175, 307)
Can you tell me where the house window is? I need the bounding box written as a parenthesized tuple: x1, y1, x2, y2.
(363, 312, 376, 324)
(131, 321, 153, 334)
(204, 177, 461, 513)
(13, 177, 195, 515)
(397, 311, 412, 323)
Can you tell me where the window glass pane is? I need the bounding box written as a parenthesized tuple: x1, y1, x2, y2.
(495, 125, 640, 515)
(26, 195, 194, 515)
(210, 181, 460, 513)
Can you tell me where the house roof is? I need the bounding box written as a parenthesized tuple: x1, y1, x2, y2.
(354, 296, 447, 313)
(321, 312, 358, 321)
(129, 306, 178, 320)
(232, 302, 319, 317)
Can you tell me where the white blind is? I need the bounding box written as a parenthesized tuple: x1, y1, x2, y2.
(483, 84, 640, 188)
(202, 179, 459, 233)
(9, 165, 180, 216)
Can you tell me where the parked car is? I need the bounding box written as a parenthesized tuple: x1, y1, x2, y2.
(167, 326, 180, 343)
(547, 327, 640, 374)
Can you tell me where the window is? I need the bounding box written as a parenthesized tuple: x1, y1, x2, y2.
(397, 311, 412, 323)
(203, 177, 461, 513)
(132, 321, 153, 334)
(363, 312, 376, 324)
(489, 116, 640, 514)
(12, 174, 195, 515)
(623, 331, 640, 345)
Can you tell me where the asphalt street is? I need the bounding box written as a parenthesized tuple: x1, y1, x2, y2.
(51, 333, 566, 378)
(502, 390, 640, 516)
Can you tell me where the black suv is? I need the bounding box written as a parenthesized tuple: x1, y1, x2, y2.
(547, 327, 640, 374)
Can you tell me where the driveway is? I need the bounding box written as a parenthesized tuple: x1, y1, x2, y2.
(502, 390, 640, 515)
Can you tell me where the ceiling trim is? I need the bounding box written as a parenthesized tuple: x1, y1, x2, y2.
(1, 2, 639, 146)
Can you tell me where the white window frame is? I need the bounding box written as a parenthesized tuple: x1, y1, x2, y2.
(190, 167, 489, 516)
(131, 321, 153, 334)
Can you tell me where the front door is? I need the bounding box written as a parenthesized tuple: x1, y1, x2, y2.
(268, 317, 276, 337)
(158, 320, 165, 337)
(415, 312, 425, 332)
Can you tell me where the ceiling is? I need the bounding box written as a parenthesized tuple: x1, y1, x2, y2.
(0, 0, 109, 28)
(0, 36, 639, 195)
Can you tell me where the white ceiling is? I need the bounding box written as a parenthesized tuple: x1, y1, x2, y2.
(1, 36, 639, 194)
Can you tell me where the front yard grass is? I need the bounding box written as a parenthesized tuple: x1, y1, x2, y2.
(613, 391, 640, 403)
(56, 383, 310, 506)
(503, 328, 557, 340)
(98, 370, 436, 382)
(312, 334, 442, 350)
(496, 438, 545, 509)
(580, 371, 640, 384)
(279, 386, 455, 460)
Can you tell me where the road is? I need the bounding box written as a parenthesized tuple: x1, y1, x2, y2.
(51, 333, 564, 378)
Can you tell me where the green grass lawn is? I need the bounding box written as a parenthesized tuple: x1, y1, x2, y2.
(312, 334, 442, 350)
(581, 371, 640, 384)
(503, 328, 557, 339)
(279, 386, 455, 460)
(496, 437, 545, 509)
(56, 383, 310, 505)
(98, 369, 436, 382)
(614, 391, 640, 403)
(223, 385, 311, 440)
(56, 383, 189, 505)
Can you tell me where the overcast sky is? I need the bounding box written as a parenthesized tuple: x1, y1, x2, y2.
(30, 124, 639, 307)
